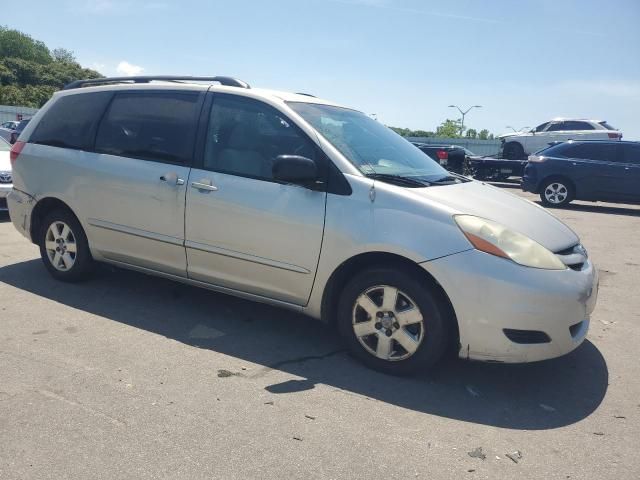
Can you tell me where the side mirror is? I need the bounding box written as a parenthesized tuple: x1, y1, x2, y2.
(273, 155, 318, 184)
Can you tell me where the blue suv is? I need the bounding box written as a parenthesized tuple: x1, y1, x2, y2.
(522, 140, 640, 207)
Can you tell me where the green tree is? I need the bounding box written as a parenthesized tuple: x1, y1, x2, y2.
(0, 27, 102, 108)
(51, 48, 76, 63)
(478, 129, 490, 140)
(436, 119, 462, 138)
(488, 133, 495, 140)
(466, 128, 477, 139)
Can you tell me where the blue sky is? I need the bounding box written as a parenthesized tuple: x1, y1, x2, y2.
(5, 0, 640, 138)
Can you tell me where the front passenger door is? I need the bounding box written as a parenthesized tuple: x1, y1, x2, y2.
(185, 94, 327, 305)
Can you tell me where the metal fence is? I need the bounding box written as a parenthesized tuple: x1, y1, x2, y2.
(408, 136, 502, 156)
(0, 105, 39, 124)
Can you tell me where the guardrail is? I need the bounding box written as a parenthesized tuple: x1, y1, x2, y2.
(0, 105, 39, 124)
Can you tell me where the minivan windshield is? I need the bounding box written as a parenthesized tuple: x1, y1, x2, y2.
(288, 102, 453, 184)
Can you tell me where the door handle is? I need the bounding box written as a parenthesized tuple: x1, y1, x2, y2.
(191, 179, 218, 192)
(160, 172, 185, 186)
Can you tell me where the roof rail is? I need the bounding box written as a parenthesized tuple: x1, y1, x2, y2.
(63, 76, 251, 90)
(295, 92, 316, 97)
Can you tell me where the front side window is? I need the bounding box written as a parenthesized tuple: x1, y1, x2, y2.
(31, 92, 111, 150)
(288, 102, 450, 181)
(95, 92, 201, 164)
(534, 122, 550, 132)
(546, 122, 566, 132)
(203, 95, 318, 180)
(564, 143, 618, 162)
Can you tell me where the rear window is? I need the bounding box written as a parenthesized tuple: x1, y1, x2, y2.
(30, 93, 112, 150)
(94, 91, 201, 164)
(599, 121, 617, 131)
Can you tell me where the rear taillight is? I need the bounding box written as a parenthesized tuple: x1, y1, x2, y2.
(608, 132, 622, 139)
(436, 150, 448, 160)
(10, 141, 25, 165)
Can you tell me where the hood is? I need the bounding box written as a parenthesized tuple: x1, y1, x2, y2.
(412, 181, 579, 252)
(497, 132, 525, 140)
(0, 151, 10, 172)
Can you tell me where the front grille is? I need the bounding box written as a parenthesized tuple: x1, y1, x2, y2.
(503, 328, 551, 344)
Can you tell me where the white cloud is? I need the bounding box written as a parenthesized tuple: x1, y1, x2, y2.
(116, 61, 144, 76)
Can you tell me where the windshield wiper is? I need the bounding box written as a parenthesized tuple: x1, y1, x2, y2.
(430, 175, 462, 185)
(364, 173, 430, 187)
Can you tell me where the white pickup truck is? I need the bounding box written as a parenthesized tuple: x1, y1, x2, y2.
(498, 118, 622, 159)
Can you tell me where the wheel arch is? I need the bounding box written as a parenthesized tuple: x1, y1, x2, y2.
(320, 251, 460, 353)
(30, 197, 82, 244)
(503, 140, 526, 159)
(539, 174, 576, 193)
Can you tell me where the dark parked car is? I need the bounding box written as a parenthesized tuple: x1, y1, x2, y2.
(465, 149, 527, 181)
(412, 143, 466, 174)
(522, 140, 640, 207)
(9, 119, 30, 144)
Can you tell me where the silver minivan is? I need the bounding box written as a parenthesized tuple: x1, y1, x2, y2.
(7, 76, 598, 375)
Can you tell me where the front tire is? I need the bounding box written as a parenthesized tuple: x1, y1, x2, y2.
(540, 178, 574, 207)
(503, 142, 524, 160)
(337, 266, 451, 375)
(38, 209, 94, 282)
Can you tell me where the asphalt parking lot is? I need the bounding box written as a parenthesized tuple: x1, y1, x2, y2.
(1, 186, 639, 480)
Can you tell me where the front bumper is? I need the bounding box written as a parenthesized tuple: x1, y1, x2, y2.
(521, 176, 538, 193)
(0, 184, 11, 210)
(423, 249, 598, 363)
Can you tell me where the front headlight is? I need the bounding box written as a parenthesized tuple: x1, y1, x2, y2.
(454, 215, 566, 270)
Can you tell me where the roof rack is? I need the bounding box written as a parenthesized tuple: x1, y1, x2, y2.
(63, 76, 251, 90)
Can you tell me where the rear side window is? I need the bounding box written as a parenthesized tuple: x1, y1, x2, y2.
(599, 121, 617, 131)
(534, 122, 550, 132)
(621, 144, 640, 165)
(30, 92, 112, 150)
(562, 121, 594, 131)
(95, 91, 201, 164)
(563, 143, 618, 162)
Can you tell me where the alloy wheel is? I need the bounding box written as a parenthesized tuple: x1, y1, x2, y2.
(45, 221, 77, 271)
(352, 285, 425, 361)
(544, 182, 568, 205)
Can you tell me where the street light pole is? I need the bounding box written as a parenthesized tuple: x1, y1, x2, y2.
(448, 104, 482, 136)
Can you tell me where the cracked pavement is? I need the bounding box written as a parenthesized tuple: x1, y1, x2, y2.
(1, 187, 639, 479)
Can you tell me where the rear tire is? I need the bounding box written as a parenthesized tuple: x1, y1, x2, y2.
(337, 266, 451, 375)
(503, 142, 524, 160)
(38, 209, 94, 282)
(540, 178, 574, 207)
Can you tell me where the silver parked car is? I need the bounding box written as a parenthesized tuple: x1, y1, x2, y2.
(7, 76, 598, 374)
(0, 137, 13, 210)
